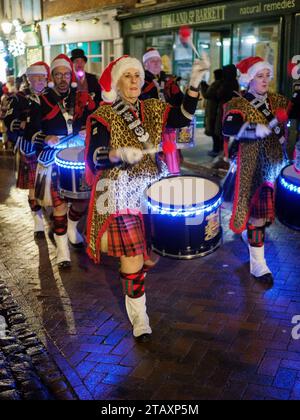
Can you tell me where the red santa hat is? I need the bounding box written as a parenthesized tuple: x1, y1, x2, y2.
(26, 61, 51, 80)
(49, 54, 77, 89)
(99, 55, 145, 103)
(236, 56, 273, 86)
(142, 48, 161, 64)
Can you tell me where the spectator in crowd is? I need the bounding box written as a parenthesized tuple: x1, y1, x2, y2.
(200, 68, 223, 157)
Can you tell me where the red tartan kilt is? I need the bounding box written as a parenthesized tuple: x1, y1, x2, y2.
(250, 186, 275, 222)
(16, 153, 37, 190)
(107, 215, 147, 258)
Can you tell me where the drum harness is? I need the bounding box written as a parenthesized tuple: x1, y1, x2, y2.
(38, 90, 76, 167)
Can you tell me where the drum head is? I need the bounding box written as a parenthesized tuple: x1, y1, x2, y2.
(282, 165, 300, 186)
(146, 176, 220, 210)
(57, 147, 85, 163)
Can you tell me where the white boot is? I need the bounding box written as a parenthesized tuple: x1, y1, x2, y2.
(54, 233, 71, 268)
(67, 218, 84, 246)
(125, 294, 152, 338)
(249, 245, 273, 283)
(32, 210, 45, 234)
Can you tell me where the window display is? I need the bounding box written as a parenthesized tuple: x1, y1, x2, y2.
(233, 21, 280, 90)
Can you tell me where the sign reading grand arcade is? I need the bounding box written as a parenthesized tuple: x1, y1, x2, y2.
(124, 0, 299, 34)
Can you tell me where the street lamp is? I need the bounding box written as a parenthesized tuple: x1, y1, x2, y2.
(1, 21, 13, 36)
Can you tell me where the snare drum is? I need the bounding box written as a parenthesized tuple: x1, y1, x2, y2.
(276, 165, 300, 230)
(146, 176, 223, 259)
(55, 147, 90, 200)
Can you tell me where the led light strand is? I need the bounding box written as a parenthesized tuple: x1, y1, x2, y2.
(55, 156, 85, 170)
(280, 176, 300, 195)
(147, 196, 222, 217)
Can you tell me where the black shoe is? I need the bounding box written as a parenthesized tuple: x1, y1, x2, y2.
(135, 333, 152, 343)
(254, 273, 274, 286)
(58, 261, 71, 270)
(69, 241, 85, 249)
(34, 231, 46, 240)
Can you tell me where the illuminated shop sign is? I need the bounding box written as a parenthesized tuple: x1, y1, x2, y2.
(124, 0, 300, 34)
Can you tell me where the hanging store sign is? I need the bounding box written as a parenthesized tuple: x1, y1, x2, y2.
(123, 0, 300, 34)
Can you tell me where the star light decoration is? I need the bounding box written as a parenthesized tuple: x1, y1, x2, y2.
(8, 20, 26, 57)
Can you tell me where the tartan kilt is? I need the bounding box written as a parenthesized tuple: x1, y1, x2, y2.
(107, 215, 147, 258)
(16, 152, 37, 190)
(250, 186, 275, 222)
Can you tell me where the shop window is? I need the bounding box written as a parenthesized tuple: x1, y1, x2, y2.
(146, 34, 174, 74)
(173, 32, 193, 88)
(51, 41, 110, 77)
(233, 21, 280, 91)
(90, 42, 102, 56)
(128, 36, 144, 62)
(50, 44, 64, 61)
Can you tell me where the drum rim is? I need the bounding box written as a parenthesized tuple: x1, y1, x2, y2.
(55, 146, 86, 170)
(279, 164, 300, 189)
(145, 175, 223, 216)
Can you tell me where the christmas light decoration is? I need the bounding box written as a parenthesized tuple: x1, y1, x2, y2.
(8, 39, 25, 57)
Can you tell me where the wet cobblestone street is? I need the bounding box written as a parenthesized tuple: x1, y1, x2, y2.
(1, 155, 300, 400)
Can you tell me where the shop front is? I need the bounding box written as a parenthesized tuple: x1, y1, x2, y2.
(40, 9, 123, 77)
(121, 0, 300, 95)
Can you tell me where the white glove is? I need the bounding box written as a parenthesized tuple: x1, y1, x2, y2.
(115, 147, 143, 165)
(255, 124, 271, 139)
(189, 53, 210, 89)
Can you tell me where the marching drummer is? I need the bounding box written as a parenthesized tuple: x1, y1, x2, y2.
(222, 56, 298, 286)
(32, 54, 92, 269)
(3, 62, 49, 239)
(85, 54, 209, 342)
(140, 48, 183, 106)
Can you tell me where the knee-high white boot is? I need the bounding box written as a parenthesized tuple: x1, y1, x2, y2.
(32, 209, 45, 236)
(125, 294, 152, 339)
(67, 218, 84, 246)
(249, 245, 273, 284)
(54, 233, 71, 268)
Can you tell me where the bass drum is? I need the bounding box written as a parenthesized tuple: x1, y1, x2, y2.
(276, 164, 300, 230)
(146, 175, 223, 259)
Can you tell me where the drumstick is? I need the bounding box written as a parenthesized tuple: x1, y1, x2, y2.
(179, 26, 201, 59)
(142, 148, 159, 155)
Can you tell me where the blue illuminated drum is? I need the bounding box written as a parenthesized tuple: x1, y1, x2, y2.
(146, 176, 223, 259)
(55, 147, 90, 200)
(276, 165, 300, 230)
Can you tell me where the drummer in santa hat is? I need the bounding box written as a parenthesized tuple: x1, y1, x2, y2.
(85, 54, 209, 342)
(140, 48, 183, 107)
(4, 61, 50, 239)
(32, 54, 92, 269)
(222, 56, 293, 286)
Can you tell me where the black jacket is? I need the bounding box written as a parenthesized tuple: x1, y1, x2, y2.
(140, 70, 184, 107)
(86, 72, 102, 107)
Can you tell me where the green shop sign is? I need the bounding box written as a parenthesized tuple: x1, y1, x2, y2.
(124, 0, 299, 34)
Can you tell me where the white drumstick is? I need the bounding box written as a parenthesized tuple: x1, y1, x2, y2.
(188, 40, 201, 59)
(142, 148, 159, 155)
